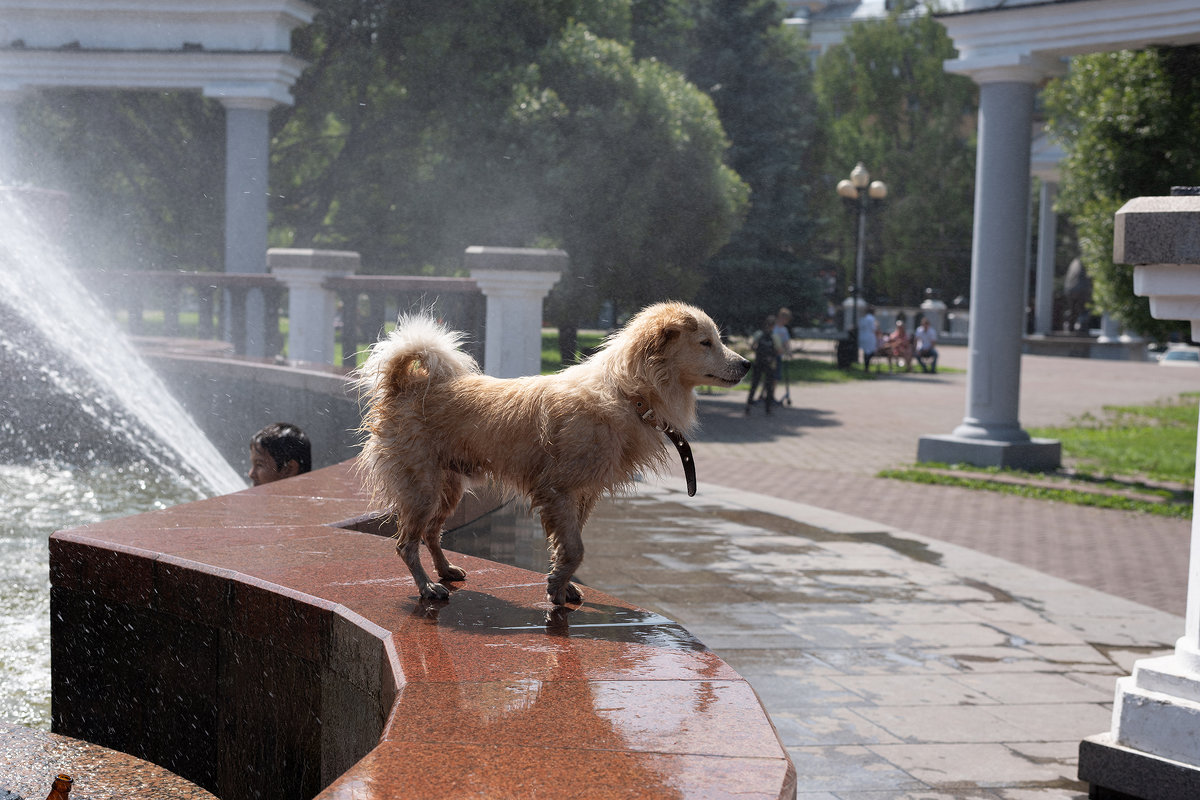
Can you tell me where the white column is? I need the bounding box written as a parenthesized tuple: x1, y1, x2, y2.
(222, 98, 274, 358)
(268, 248, 359, 365)
(1034, 181, 1058, 336)
(957, 79, 1034, 441)
(1081, 196, 1200, 790)
(465, 246, 565, 379)
(1096, 313, 1122, 343)
(917, 70, 1060, 471)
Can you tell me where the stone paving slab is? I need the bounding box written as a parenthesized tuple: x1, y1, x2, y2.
(574, 412, 1186, 798)
(569, 346, 1200, 797)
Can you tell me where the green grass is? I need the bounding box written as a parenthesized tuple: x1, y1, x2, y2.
(879, 464, 1190, 518)
(541, 330, 606, 373)
(1027, 394, 1199, 485)
(880, 393, 1200, 518)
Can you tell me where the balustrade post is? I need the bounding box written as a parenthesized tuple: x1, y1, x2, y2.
(338, 291, 360, 369)
(464, 246, 565, 379)
(197, 284, 216, 340)
(162, 280, 180, 338)
(268, 248, 359, 365)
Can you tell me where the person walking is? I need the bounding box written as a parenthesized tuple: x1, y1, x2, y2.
(858, 305, 879, 371)
(745, 314, 779, 415)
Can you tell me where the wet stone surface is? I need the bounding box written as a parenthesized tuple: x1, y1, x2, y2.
(567, 481, 1182, 798)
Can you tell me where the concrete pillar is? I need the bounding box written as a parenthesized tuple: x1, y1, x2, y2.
(841, 296, 866, 332)
(1080, 194, 1200, 798)
(1096, 313, 1121, 343)
(917, 74, 1060, 471)
(268, 248, 359, 365)
(1034, 181, 1058, 336)
(465, 246, 565, 378)
(222, 98, 274, 358)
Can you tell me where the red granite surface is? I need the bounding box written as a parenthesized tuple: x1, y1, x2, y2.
(48, 461, 795, 799)
(0, 721, 218, 799)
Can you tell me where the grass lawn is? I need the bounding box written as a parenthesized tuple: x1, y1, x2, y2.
(880, 393, 1199, 519)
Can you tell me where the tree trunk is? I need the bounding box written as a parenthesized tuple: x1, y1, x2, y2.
(558, 323, 579, 367)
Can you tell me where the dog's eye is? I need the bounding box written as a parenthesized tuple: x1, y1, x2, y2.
(700, 339, 713, 348)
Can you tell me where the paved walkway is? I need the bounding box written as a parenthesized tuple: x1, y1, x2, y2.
(570, 345, 1200, 799)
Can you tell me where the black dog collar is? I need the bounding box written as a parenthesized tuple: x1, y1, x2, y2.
(628, 394, 697, 497)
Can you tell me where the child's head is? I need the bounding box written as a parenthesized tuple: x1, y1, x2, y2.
(248, 422, 312, 486)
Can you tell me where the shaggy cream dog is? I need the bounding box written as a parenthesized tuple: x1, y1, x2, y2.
(355, 301, 750, 605)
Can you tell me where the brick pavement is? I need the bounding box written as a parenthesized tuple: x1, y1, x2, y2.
(565, 346, 1197, 797)
(678, 345, 1199, 615)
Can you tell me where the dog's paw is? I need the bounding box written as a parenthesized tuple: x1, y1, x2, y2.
(418, 582, 451, 602)
(547, 581, 584, 606)
(440, 564, 467, 582)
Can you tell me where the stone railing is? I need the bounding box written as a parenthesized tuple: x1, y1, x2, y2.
(49, 462, 796, 800)
(85, 269, 287, 357)
(85, 246, 566, 376)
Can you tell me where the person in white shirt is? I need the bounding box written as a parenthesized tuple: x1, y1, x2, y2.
(857, 306, 878, 371)
(914, 317, 939, 374)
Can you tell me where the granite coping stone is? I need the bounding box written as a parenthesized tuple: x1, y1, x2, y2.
(0, 720, 218, 799)
(44, 460, 795, 800)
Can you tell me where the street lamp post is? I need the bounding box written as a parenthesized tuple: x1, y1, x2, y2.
(837, 162, 888, 359)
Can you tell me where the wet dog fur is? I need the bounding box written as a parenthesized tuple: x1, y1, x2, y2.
(354, 301, 751, 605)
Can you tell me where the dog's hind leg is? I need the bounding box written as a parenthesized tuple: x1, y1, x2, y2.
(537, 491, 597, 606)
(393, 477, 453, 601)
(423, 471, 467, 583)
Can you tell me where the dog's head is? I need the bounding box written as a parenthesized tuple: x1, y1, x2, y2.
(618, 302, 750, 392)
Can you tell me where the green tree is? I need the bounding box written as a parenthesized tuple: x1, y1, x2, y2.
(511, 23, 748, 354)
(275, 0, 746, 337)
(679, 0, 825, 333)
(1044, 46, 1200, 342)
(19, 90, 224, 273)
(813, 11, 976, 308)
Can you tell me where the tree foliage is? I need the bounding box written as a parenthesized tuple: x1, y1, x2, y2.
(13, 0, 832, 342)
(1044, 46, 1200, 342)
(680, 0, 826, 333)
(18, 91, 224, 273)
(813, 11, 976, 308)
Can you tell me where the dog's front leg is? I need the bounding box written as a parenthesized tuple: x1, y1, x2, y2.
(538, 492, 596, 606)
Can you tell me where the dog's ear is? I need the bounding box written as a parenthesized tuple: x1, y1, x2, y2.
(647, 308, 698, 355)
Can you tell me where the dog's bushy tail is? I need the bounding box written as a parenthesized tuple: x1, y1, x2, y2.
(354, 315, 479, 510)
(354, 313, 479, 407)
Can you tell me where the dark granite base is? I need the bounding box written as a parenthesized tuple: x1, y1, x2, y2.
(1080, 732, 1200, 800)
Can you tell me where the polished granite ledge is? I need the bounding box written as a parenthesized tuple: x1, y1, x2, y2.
(47, 461, 796, 800)
(0, 721, 218, 799)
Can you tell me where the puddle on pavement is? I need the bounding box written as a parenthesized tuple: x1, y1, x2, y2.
(415, 590, 707, 650)
(704, 507, 944, 566)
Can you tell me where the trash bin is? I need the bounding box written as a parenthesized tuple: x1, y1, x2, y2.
(836, 332, 857, 369)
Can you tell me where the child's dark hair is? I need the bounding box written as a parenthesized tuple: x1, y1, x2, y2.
(252, 422, 312, 474)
